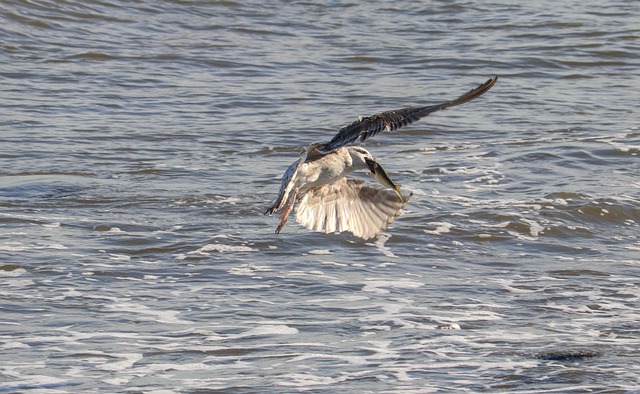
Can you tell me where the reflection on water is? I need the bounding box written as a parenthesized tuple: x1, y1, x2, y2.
(1, 0, 639, 392)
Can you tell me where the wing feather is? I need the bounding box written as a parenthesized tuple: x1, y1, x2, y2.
(264, 147, 309, 215)
(320, 76, 498, 153)
(296, 178, 411, 240)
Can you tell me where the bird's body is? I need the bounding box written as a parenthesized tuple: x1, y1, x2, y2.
(265, 76, 498, 239)
(297, 147, 355, 192)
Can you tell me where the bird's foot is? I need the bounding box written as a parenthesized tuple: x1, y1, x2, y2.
(275, 219, 287, 234)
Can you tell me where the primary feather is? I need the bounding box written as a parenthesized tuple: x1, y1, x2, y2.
(319, 76, 498, 153)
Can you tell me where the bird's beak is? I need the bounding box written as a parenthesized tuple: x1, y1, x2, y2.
(365, 157, 378, 174)
(364, 158, 404, 201)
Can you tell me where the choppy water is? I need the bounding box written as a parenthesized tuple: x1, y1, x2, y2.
(1, 0, 639, 392)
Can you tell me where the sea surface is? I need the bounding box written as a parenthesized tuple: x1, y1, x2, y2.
(1, 0, 639, 392)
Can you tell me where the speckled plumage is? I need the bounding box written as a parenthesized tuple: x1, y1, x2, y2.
(265, 76, 498, 239)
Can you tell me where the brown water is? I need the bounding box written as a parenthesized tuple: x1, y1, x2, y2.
(1, 0, 639, 392)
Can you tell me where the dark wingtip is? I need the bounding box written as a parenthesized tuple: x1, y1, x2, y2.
(444, 74, 499, 108)
(470, 75, 499, 98)
(484, 75, 499, 92)
(488, 75, 499, 88)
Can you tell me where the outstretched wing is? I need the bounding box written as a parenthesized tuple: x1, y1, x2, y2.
(319, 75, 498, 153)
(296, 178, 411, 240)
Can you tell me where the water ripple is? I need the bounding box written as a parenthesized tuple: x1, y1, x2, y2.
(1, 0, 639, 392)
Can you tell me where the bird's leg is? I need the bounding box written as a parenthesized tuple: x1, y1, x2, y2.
(275, 187, 298, 234)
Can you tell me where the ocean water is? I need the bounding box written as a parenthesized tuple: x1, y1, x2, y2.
(1, 0, 639, 392)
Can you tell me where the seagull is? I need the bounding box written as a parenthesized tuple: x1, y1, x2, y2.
(265, 75, 498, 240)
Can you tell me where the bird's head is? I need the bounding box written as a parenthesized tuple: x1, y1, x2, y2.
(346, 147, 375, 171)
(347, 147, 404, 201)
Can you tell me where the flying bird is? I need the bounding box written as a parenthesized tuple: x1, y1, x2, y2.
(265, 75, 498, 239)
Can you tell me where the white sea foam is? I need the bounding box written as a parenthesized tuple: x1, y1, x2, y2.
(1, 375, 81, 392)
(277, 372, 348, 387)
(321, 261, 349, 267)
(191, 243, 258, 254)
(0, 242, 66, 252)
(108, 253, 131, 261)
(97, 353, 143, 372)
(308, 249, 332, 255)
(423, 221, 454, 235)
(104, 302, 192, 324)
(286, 352, 369, 365)
(362, 278, 423, 294)
(492, 278, 537, 294)
(1, 341, 30, 350)
(469, 219, 511, 228)
(101, 377, 132, 386)
(521, 218, 546, 237)
(241, 325, 299, 336)
(437, 323, 462, 330)
(228, 263, 271, 276)
(365, 232, 397, 258)
(0, 268, 27, 277)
